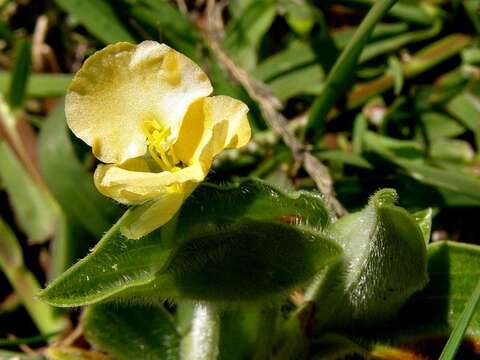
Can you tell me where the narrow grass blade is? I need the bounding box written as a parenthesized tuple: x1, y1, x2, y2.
(305, 0, 398, 141)
(7, 39, 31, 109)
(0, 71, 72, 98)
(0, 216, 63, 334)
(54, 0, 134, 44)
(439, 278, 480, 360)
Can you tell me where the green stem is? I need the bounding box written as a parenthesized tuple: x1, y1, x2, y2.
(186, 303, 221, 360)
(253, 307, 278, 360)
(439, 278, 480, 360)
(305, 0, 398, 142)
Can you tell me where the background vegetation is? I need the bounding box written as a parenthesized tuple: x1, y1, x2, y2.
(0, 0, 479, 359)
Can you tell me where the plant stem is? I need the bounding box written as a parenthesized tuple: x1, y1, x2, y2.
(305, 0, 398, 142)
(253, 306, 277, 360)
(187, 303, 221, 360)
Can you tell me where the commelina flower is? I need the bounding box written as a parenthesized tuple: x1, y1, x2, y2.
(66, 41, 251, 239)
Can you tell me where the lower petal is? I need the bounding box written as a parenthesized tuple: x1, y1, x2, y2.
(94, 161, 206, 204)
(120, 187, 187, 239)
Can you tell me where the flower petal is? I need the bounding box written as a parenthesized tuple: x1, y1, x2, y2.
(66, 41, 213, 164)
(94, 160, 206, 204)
(120, 189, 187, 239)
(174, 95, 251, 166)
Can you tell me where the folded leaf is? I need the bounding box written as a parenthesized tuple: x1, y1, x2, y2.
(306, 189, 428, 329)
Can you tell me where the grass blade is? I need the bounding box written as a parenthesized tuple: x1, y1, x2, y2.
(7, 39, 31, 109)
(54, 0, 134, 44)
(439, 278, 480, 360)
(305, 0, 398, 141)
(0, 216, 63, 334)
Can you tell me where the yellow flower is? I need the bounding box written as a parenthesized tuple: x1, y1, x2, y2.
(65, 41, 251, 239)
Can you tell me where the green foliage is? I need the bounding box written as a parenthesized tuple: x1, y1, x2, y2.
(224, 0, 276, 70)
(306, 0, 398, 141)
(0, 72, 72, 98)
(1, 0, 480, 358)
(125, 220, 339, 302)
(83, 303, 180, 360)
(39, 180, 340, 306)
(53, 0, 134, 44)
(0, 217, 62, 334)
(7, 39, 31, 109)
(385, 241, 480, 339)
(0, 141, 59, 243)
(306, 189, 428, 329)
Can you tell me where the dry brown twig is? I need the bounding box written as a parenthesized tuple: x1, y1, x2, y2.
(203, 0, 346, 217)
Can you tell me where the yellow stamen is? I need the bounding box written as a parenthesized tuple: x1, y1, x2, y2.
(142, 119, 180, 172)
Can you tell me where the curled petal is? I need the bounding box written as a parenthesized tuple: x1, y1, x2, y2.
(66, 41, 213, 164)
(174, 96, 251, 167)
(94, 160, 206, 205)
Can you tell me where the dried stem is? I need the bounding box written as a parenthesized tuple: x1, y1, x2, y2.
(203, 0, 346, 217)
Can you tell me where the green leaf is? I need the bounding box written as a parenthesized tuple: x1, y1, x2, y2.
(464, 0, 480, 34)
(430, 139, 474, 164)
(366, 241, 480, 340)
(269, 65, 324, 101)
(0, 71, 72, 98)
(359, 20, 442, 63)
(364, 131, 480, 204)
(402, 34, 471, 77)
(7, 39, 31, 109)
(54, 0, 134, 44)
(0, 350, 44, 360)
(252, 41, 315, 82)
(347, 34, 471, 111)
(0, 216, 62, 334)
(446, 91, 480, 147)
(38, 102, 119, 237)
(329, 0, 439, 25)
(417, 112, 465, 140)
(306, 0, 397, 141)
(279, 0, 315, 35)
(126, 219, 340, 302)
(40, 179, 339, 306)
(439, 278, 480, 360)
(306, 189, 428, 330)
(352, 113, 368, 155)
(307, 242, 480, 358)
(364, 131, 424, 160)
(224, 0, 276, 70)
(315, 150, 373, 170)
(128, 0, 199, 60)
(83, 303, 179, 360)
(0, 141, 59, 243)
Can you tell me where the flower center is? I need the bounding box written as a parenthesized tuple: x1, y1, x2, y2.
(142, 120, 180, 172)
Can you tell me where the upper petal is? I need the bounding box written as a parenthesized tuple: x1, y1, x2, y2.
(66, 41, 213, 164)
(173, 95, 251, 166)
